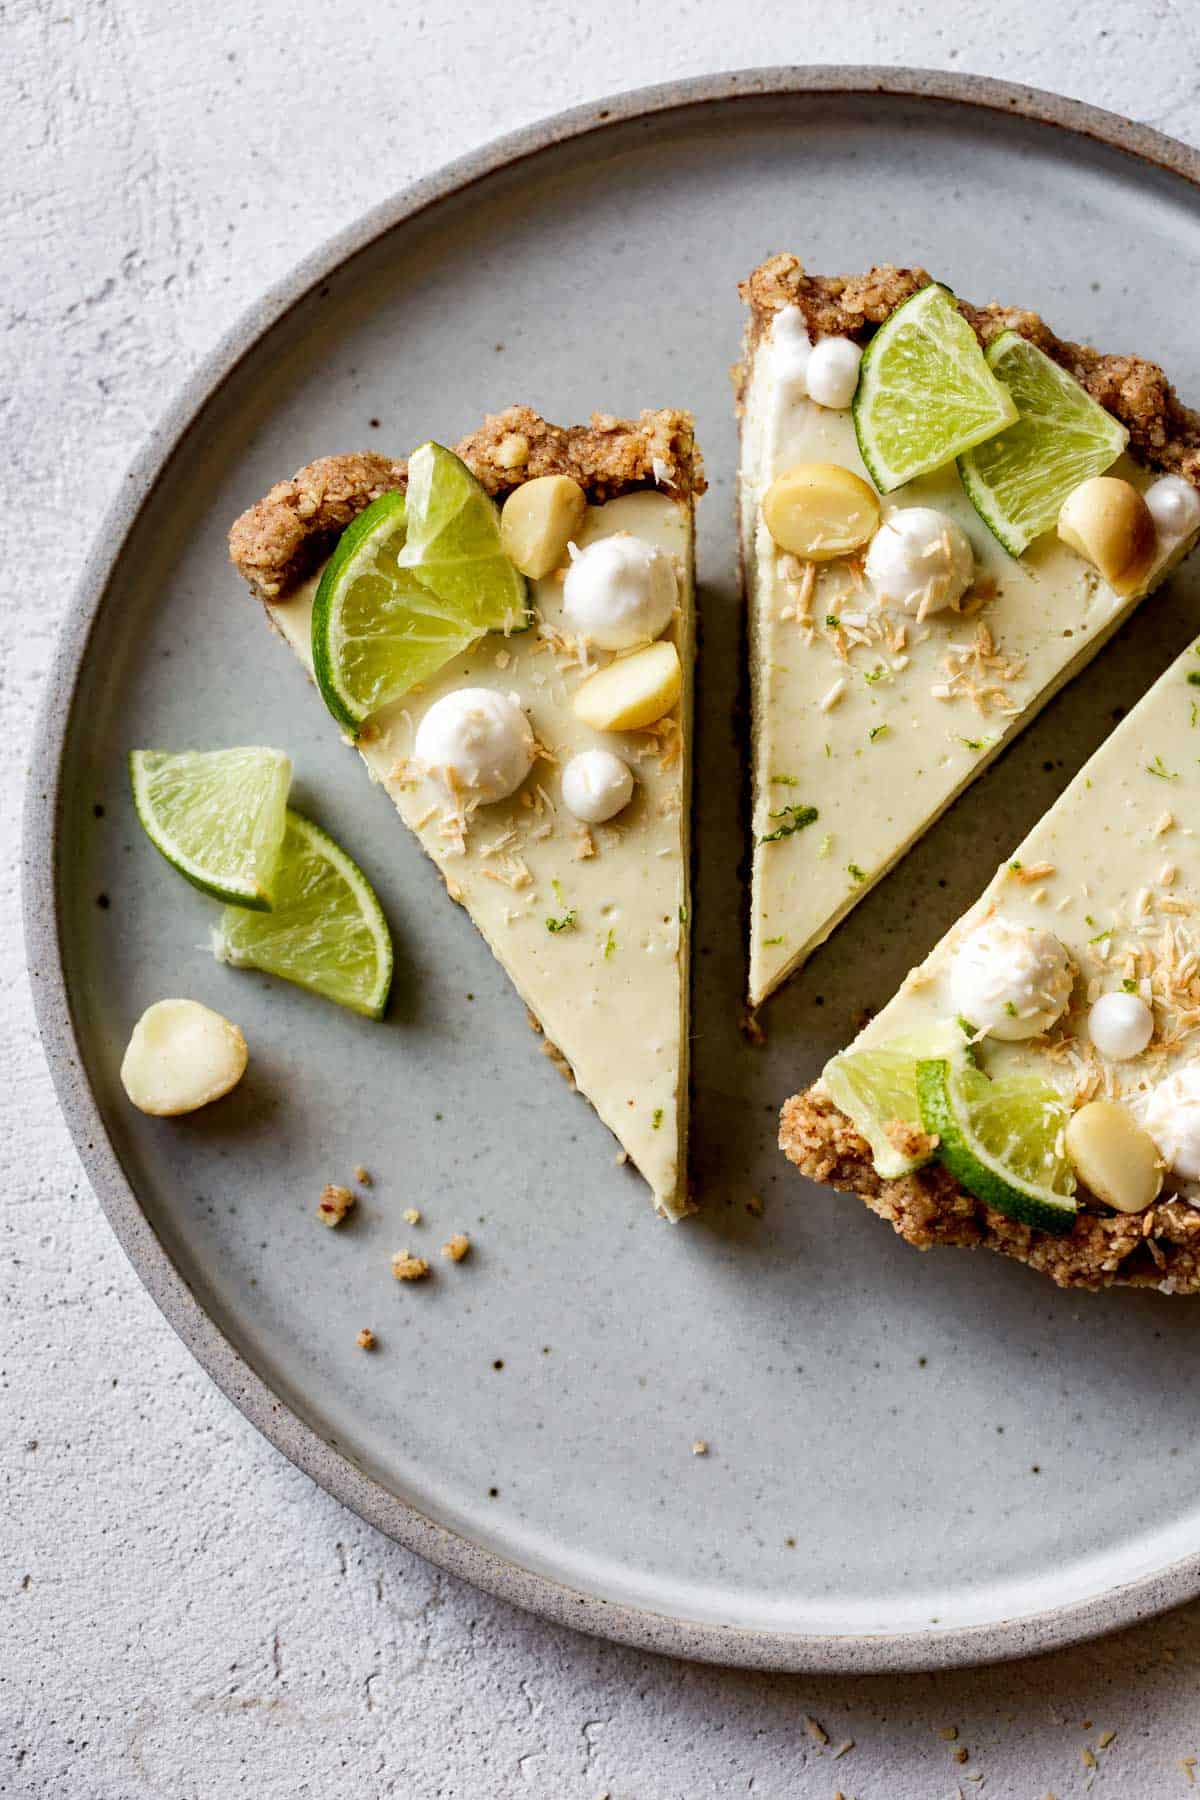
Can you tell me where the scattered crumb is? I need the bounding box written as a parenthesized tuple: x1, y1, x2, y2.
(831, 1740, 854, 1760)
(939, 1727, 959, 1742)
(353, 1165, 373, 1186)
(1181, 1755, 1197, 1784)
(391, 1249, 430, 1282)
(1097, 1730, 1117, 1750)
(740, 1007, 766, 1047)
(953, 1746, 969, 1764)
(804, 1716, 829, 1747)
(317, 1183, 355, 1228)
(441, 1233, 470, 1263)
(746, 1193, 765, 1217)
(1081, 1747, 1097, 1770)
(356, 1328, 376, 1350)
(613, 1149, 629, 1166)
(402, 1207, 422, 1226)
(691, 1439, 709, 1457)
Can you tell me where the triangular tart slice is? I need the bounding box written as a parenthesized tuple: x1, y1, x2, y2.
(229, 407, 703, 1218)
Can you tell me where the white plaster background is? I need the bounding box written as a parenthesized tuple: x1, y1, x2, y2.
(7, 4, 1200, 1795)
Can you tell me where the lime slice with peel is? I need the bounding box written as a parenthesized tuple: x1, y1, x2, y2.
(853, 284, 1019, 493)
(213, 810, 393, 1019)
(917, 1057, 1077, 1233)
(398, 442, 528, 630)
(958, 331, 1128, 555)
(130, 746, 291, 910)
(312, 491, 482, 734)
(822, 1020, 976, 1178)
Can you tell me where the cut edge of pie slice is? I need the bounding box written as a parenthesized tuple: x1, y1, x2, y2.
(737, 254, 1200, 1010)
(228, 406, 704, 1220)
(781, 636, 1200, 1293)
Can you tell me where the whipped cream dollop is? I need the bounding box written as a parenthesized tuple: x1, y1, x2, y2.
(1143, 1064, 1200, 1179)
(865, 507, 975, 615)
(1087, 990, 1154, 1062)
(562, 535, 677, 651)
(768, 307, 861, 409)
(949, 917, 1073, 1040)
(414, 688, 535, 805)
(805, 336, 863, 409)
(768, 305, 813, 396)
(1143, 474, 1200, 545)
(561, 748, 635, 823)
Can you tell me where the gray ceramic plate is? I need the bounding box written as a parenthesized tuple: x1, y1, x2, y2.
(26, 69, 1200, 1673)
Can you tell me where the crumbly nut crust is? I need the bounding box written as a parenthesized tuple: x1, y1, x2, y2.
(229, 452, 406, 602)
(739, 253, 1200, 488)
(228, 407, 704, 601)
(454, 405, 705, 502)
(779, 1087, 1200, 1293)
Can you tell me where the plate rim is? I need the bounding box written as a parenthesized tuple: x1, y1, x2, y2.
(24, 64, 1200, 1674)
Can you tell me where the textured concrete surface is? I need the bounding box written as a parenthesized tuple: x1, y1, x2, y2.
(7, 3, 1200, 1796)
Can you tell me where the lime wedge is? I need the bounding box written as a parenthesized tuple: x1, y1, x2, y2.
(213, 810, 393, 1019)
(311, 491, 482, 734)
(917, 1057, 1077, 1233)
(853, 284, 1019, 493)
(130, 747, 291, 910)
(958, 330, 1128, 554)
(822, 1021, 975, 1178)
(398, 442, 528, 630)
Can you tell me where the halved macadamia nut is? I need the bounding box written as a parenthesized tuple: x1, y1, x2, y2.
(1065, 1099, 1162, 1214)
(762, 462, 880, 561)
(500, 475, 588, 579)
(1057, 476, 1155, 595)
(572, 640, 681, 732)
(121, 998, 248, 1116)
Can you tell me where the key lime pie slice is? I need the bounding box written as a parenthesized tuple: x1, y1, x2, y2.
(782, 640, 1200, 1292)
(229, 407, 703, 1218)
(739, 255, 1200, 1007)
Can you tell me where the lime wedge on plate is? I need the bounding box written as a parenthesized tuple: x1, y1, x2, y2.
(213, 810, 393, 1019)
(311, 491, 482, 734)
(917, 1057, 1077, 1232)
(853, 284, 1019, 493)
(398, 442, 528, 629)
(130, 746, 291, 910)
(822, 1021, 975, 1178)
(958, 330, 1128, 554)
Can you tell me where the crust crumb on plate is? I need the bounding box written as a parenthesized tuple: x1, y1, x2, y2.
(356, 1327, 376, 1350)
(316, 1183, 355, 1228)
(739, 253, 1200, 488)
(440, 1233, 470, 1263)
(228, 407, 705, 601)
(779, 1086, 1200, 1292)
(390, 1248, 430, 1282)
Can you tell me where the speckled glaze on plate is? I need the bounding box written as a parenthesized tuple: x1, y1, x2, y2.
(24, 69, 1200, 1672)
